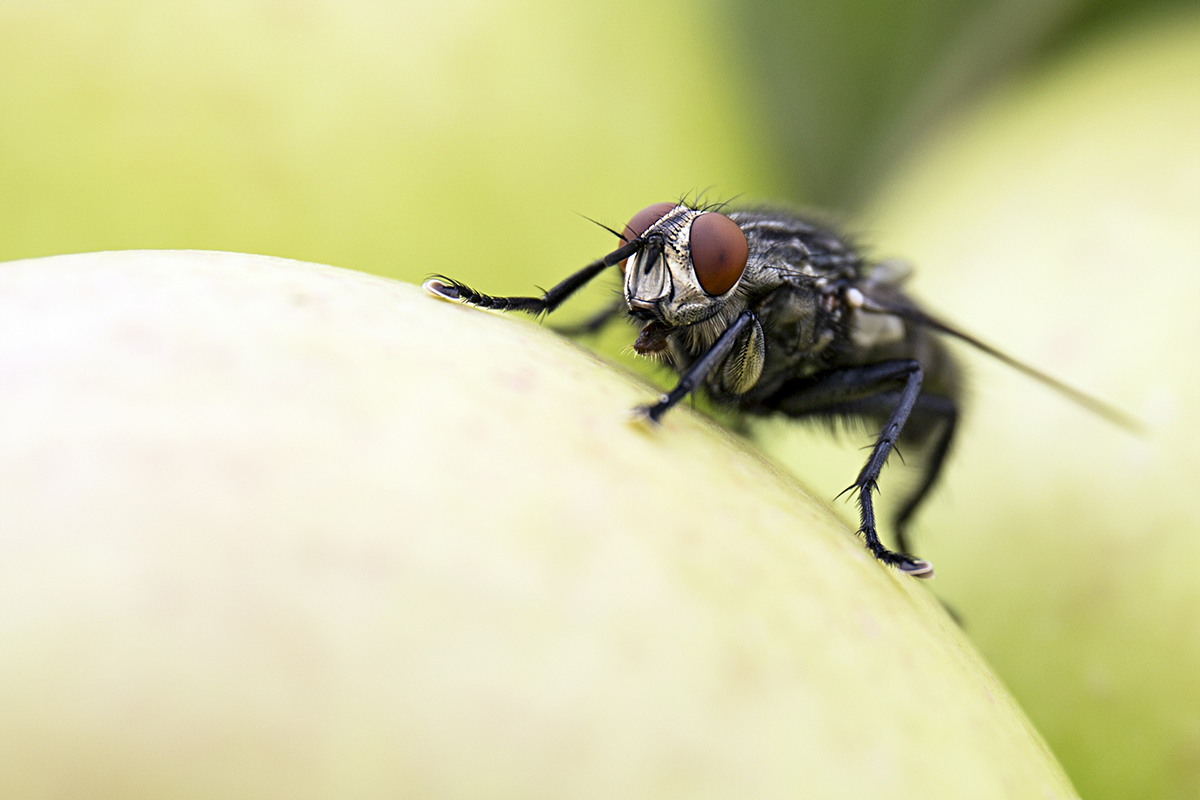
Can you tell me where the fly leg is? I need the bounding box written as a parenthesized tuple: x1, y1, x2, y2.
(845, 361, 930, 576)
(637, 310, 755, 423)
(552, 299, 627, 337)
(893, 396, 957, 556)
(794, 392, 957, 557)
(754, 360, 933, 577)
(424, 241, 638, 315)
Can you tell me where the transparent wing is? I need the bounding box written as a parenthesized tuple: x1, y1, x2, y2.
(858, 291, 1145, 434)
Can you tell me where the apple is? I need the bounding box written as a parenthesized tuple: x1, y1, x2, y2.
(0, 250, 1078, 798)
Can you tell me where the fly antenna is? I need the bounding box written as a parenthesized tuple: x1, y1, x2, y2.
(576, 212, 630, 242)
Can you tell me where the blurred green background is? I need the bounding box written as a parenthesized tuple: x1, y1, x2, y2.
(3, 0, 1193, 274)
(3, 1, 1199, 798)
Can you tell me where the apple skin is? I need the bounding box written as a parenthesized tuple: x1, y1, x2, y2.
(844, 11, 1200, 800)
(0, 250, 1079, 798)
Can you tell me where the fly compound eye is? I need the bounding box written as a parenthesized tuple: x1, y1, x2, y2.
(618, 202, 676, 272)
(690, 212, 748, 295)
(622, 202, 677, 242)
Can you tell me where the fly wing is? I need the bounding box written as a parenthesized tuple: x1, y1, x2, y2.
(858, 291, 1145, 434)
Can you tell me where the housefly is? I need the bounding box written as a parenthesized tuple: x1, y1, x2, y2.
(424, 201, 1140, 578)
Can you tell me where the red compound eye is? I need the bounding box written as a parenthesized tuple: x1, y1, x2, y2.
(618, 202, 676, 272)
(690, 212, 747, 295)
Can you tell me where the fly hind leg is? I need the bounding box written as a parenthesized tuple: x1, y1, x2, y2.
(893, 395, 958, 556)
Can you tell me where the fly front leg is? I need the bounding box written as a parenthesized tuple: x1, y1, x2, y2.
(636, 310, 755, 423)
(424, 240, 638, 316)
(755, 360, 933, 577)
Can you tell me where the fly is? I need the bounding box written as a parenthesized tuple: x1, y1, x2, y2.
(424, 201, 1141, 578)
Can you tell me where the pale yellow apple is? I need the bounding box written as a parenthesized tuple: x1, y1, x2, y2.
(0, 250, 1077, 798)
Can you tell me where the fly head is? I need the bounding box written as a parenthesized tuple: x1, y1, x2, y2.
(617, 203, 749, 353)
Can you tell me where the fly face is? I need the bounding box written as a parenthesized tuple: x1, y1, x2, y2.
(619, 204, 749, 344)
